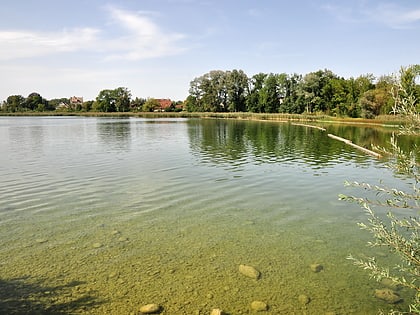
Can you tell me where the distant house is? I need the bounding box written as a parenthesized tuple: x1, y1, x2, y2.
(70, 96, 83, 107)
(155, 99, 172, 111)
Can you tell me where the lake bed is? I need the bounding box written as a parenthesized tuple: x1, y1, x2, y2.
(0, 116, 416, 314)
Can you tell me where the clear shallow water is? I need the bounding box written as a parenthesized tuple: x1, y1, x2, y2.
(0, 116, 416, 314)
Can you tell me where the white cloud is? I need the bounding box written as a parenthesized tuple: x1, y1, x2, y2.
(0, 6, 187, 61)
(0, 28, 99, 60)
(323, 2, 420, 29)
(104, 6, 187, 60)
(368, 4, 420, 29)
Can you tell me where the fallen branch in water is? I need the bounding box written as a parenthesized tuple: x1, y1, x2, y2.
(327, 133, 382, 158)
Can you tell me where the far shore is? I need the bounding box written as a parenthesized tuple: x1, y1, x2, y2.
(0, 111, 404, 128)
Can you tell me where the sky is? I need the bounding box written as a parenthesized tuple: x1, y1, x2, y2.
(1, 0, 419, 102)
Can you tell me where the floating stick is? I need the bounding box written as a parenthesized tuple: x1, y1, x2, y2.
(291, 123, 326, 131)
(327, 134, 382, 158)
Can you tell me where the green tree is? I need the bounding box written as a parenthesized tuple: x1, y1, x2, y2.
(359, 89, 387, 118)
(301, 70, 337, 113)
(48, 98, 70, 111)
(259, 73, 280, 113)
(82, 100, 94, 112)
(130, 97, 146, 112)
(3, 95, 25, 112)
(375, 75, 396, 115)
(246, 73, 267, 113)
(225, 69, 248, 112)
(25, 92, 49, 111)
(94, 87, 131, 112)
(142, 98, 160, 112)
(280, 73, 305, 114)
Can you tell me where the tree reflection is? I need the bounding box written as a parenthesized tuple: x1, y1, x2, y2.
(96, 118, 131, 152)
(188, 120, 419, 168)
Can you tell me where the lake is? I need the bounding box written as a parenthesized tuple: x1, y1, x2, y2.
(0, 116, 417, 314)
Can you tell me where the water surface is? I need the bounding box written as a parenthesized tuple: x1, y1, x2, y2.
(0, 116, 416, 314)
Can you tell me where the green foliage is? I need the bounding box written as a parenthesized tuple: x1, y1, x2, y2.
(142, 98, 160, 112)
(130, 97, 146, 112)
(3, 95, 26, 112)
(94, 87, 131, 112)
(341, 65, 420, 314)
(186, 68, 403, 118)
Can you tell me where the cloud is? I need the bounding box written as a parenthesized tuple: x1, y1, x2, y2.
(0, 28, 99, 60)
(104, 6, 187, 60)
(0, 6, 187, 61)
(367, 4, 420, 29)
(323, 2, 420, 29)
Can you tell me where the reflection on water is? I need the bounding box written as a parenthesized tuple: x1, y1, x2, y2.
(188, 120, 378, 169)
(0, 117, 417, 314)
(97, 118, 132, 152)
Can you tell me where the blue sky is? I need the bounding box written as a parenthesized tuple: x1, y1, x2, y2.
(1, 0, 419, 102)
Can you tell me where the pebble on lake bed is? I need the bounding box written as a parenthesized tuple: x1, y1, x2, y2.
(239, 264, 261, 279)
(210, 308, 224, 315)
(298, 294, 311, 305)
(250, 300, 268, 311)
(139, 303, 161, 314)
(310, 263, 323, 273)
(374, 288, 402, 304)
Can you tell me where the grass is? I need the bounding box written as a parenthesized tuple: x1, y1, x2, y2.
(0, 111, 405, 127)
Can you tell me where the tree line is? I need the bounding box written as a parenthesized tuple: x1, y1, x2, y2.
(185, 66, 420, 118)
(1, 65, 419, 118)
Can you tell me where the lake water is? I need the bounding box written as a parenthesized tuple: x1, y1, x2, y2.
(0, 116, 417, 314)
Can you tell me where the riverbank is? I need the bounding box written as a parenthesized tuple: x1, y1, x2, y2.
(0, 111, 404, 128)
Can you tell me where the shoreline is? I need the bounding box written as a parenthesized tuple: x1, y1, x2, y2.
(0, 111, 403, 128)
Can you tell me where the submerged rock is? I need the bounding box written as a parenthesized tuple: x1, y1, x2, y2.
(380, 278, 401, 290)
(374, 288, 402, 304)
(298, 294, 311, 305)
(250, 300, 268, 311)
(239, 264, 261, 279)
(310, 263, 323, 273)
(210, 308, 224, 315)
(139, 303, 161, 314)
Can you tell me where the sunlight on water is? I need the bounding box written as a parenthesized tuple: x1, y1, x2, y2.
(0, 116, 417, 314)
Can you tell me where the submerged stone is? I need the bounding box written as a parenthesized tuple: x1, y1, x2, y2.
(374, 288, 402, 304)
(310, 263, 323, 273)
(139, 303, 161, 314)
(298, 294, 311, 305)
(210, 308, 224, 315)
(380, 278, 401, 290)
(239, 264, 261, 279)
(250, 300, 268, 311)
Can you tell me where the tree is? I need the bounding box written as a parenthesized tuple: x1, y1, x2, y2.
(225, 69, 248, 112)
(359, 89, 386, 118)
(142, 98, 160, 112)
(82, 100, 94, 112)
(130, 97, 146, 112)
(48, 98, 70, 111)
(301, 70, 337, 113)
(278, 73, 304, 114)
(3, 95, 25, 112)
(94, 87, 131, 112)
(375, 75, 396, 115)
(259, 73, 280, 113)
(246, 73, 267, 113)
(25, 92, 49, 111)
